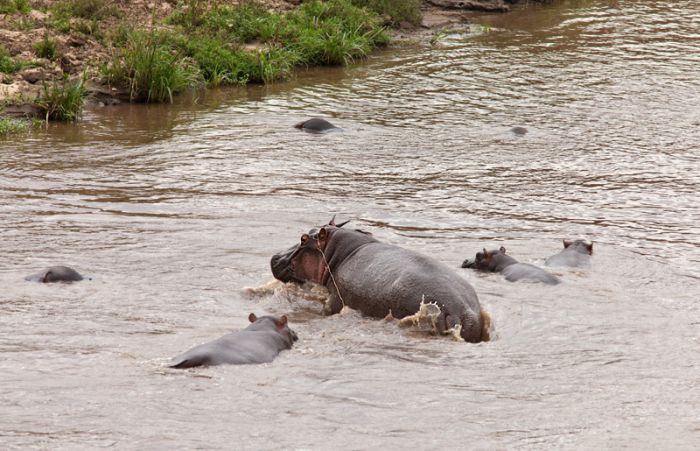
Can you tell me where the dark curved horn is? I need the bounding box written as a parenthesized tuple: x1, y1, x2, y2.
(336, 220, 350, 228)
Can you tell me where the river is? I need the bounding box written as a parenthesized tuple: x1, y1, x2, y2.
(1, 0, 698, 448)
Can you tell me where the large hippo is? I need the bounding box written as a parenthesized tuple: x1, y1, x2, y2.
(294, 118, 341, 134)
(462, 247, 560, 285)
(25, 266, 84, 283)
(170, 313, 298, 369)
(545, 239, 593, 268)
(271, 218, 489, 343)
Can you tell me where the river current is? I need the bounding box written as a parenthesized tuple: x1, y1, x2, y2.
(1, 0, 698, 448)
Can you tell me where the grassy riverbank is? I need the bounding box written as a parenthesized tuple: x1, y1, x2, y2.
(0, 0, 425, 133)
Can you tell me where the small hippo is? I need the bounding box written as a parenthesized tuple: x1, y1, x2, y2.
(545, 239, 593, 268)
(511, 126, 528, 135)
(462, 247, 560, 285)
(25, 266, 84, 283)
(170, 313, 298, 369)
(294, 118, 341, 134)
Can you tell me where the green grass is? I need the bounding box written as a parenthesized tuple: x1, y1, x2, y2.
(49, 0, 119, 34)
(36, 78, 87, 121)
(0, 117, 31, 136)
(101, 0, 389, 103)
(102, 30, 203, 103)
(0, 46, 30, 74)
(33, 35, 58, 60)
(0, 0, 31, 14)
(350, 0, 422, 26)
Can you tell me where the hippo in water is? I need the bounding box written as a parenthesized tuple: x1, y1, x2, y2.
(170, 313, 298, 369)
(510, 126, 528, 135)
(462, 247, 560, 285)
(294, 118, 341, 134)
(271, 218, 489, 343)
(545, 239, 593, 268)
(25, 266, 84, 283)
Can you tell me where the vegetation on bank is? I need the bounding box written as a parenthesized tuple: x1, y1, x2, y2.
(103, 0, 394, 102)
(0, 0, 423, 135)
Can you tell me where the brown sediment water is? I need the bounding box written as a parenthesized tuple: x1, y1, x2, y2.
(1, 1, 698, 448)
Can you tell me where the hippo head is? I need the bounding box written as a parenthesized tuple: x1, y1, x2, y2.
(248, 313, 298, 344)
(461, 247, 507, 272)
(563, 239, 593, 255)
(270, 216, 348, 285)
(271, 216, 374, 286)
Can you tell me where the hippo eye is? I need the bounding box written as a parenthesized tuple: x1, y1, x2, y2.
(300, 234, 309, 244)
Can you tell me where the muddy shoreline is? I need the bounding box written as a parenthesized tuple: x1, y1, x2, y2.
(0, 0, 543, 125)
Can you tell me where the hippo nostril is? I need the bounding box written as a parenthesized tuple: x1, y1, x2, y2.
(461, 259, 475, 268)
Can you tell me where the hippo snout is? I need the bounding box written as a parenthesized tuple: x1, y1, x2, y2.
(271, 245, 303, 284)
(461, 258, 475, 268)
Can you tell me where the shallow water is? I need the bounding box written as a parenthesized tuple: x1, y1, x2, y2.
(1, 0, 699, 448)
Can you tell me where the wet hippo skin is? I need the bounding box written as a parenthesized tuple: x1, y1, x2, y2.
(170, 314, 298, 368)
(271, 217, 490, 343)
(462, 246, 560, 285)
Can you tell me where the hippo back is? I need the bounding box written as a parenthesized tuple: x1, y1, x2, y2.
(170, 330, 293, 369)
(545, 248, 591, 268)
(332, 242, 482, 340)
(502, 263, 560, 285)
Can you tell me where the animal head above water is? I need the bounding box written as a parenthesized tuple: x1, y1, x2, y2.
(563, 239, 593, 255)
(247, 313, 298, 343)
(270, 216, 375, 286)
(461, 246, 508, 272)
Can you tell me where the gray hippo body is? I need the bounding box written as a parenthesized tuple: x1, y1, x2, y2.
(271, 218, 488, 343)
(294, 118, 340, 134)
(170, 314, 297, 369)
(545, 239, 593, 268)
(462, 247, 560, 285)
(510, 126, 528, 135)
(25, 266, 84, 283)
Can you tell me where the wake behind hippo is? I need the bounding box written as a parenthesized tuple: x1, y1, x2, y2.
(25, 266, 84, 283)
(462, 246, 560, 285)
(545, 239, 593, 268)
(170, 313, 298, 369)
(271, 218, 489, 343)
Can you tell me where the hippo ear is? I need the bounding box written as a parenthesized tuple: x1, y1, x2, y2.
(276, 315, 288, 328)
(248, 313, 257, 323)
(563, 239, 572, 248)
(318, 227, 328, 241)
(482, 248, 490, 259)
(500, 246, 506, 254)
(328, 215, 337, 226)
(586, 242, 594, 254)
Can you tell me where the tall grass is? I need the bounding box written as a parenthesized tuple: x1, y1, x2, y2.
(0, 46, 29, 73)
(36, 78, 87, 121)
(101, 0, 389, 104)
(103, 31, 203, 103)
(0, 0, 31, 14)
(33, 35, 58, 60)
(0, 117, 30, 136)
(350, 0, 422, 25)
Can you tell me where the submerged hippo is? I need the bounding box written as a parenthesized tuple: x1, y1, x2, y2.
(545, 239, 593, 268)
(170, 313, 298, 369)
(25, 266, 84, 283)
(462, 247, 560, 285)
(271, 218, 489, 343)
(294, 118, 341, 134)
(510, 126, 528, 135)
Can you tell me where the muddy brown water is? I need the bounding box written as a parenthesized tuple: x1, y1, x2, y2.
(1, 1, 699, 448)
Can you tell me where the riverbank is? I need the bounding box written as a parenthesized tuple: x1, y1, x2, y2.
(0, 0, 540, 135)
